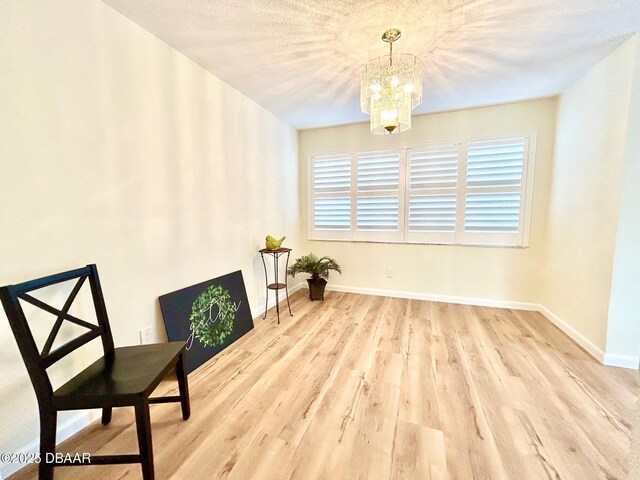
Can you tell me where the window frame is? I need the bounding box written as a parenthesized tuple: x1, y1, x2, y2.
(307, 133, 537, 248)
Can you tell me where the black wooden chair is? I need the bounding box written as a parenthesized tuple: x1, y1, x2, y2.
(0, 264, 190, 480)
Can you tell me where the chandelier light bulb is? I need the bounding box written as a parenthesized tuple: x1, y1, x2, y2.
(381, 109, 398, 121)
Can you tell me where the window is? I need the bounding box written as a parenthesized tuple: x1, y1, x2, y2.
(309, 135, 536, 247)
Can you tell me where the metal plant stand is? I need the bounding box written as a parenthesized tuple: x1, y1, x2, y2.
(259, 248, 293, 324)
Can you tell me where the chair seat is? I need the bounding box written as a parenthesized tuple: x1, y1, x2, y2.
(53, 342, 185, 408)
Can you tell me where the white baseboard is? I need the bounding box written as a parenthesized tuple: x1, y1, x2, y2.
(603, 353, 640, 369)
(324, 283, 540, 311)
(536, 305, 606, 363)
(324, 284, 638, 370)
(536, 306, 638, 370)
(252, 282, 304, 319)
(0, 410, 101, 479)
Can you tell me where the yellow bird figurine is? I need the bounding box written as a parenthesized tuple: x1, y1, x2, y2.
(265, 235, 285, 250)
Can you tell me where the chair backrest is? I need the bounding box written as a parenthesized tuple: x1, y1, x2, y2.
(0, 264, 114, 406)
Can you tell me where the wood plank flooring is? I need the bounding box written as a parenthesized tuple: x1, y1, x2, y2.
(10, 291, 638, 480)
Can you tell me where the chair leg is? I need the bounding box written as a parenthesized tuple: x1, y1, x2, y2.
(176, 351, 191, 420)
(102, 407, 112, 425)
(135, 400, 154, 480)
(38, 409, 57, 480)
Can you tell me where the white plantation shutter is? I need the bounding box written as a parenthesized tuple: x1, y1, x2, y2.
(405, 146, 459, 243)
(458, 137, 531, 246)
(308, 135, 535, 246)
(356, 197, 399, 231)
(313, 198, 351, 230)
(354, 151, 402, 241)
(309, 155, 353, 240)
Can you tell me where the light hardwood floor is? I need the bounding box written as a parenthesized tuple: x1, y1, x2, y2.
(10, 291, 639, 480)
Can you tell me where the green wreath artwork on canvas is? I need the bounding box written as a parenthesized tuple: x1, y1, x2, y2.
(188, 285, 238, 349)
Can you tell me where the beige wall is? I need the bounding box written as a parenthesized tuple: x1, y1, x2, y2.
(543, 36, 638, 353)
(298, 99, 557, 304)
(0, 0, 300, 463)
(605, 36, 640, 363)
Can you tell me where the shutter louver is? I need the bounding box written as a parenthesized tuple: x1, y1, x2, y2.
(461, 138, 529, 244)
(357, 196, 399, 231)
(313, 156, 351, 194)
(357, 152, 400, 191)
(409, 195, 457, 231)
(354, 151, 401, 240)
(465, 141, 525, 190)
(409, 148, 458, 190)
(314, 197, 351, 230)
(310, 155, 353, 239)
(406, 147, 459, 242)
(464, 193, 520, 232)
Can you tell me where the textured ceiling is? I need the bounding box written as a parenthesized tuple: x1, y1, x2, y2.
(102, 0, 640, 129)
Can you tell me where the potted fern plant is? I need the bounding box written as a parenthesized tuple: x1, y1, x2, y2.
(288, 253, 342, 301)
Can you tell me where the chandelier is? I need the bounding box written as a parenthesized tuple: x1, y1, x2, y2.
(360, 29, 423, 135)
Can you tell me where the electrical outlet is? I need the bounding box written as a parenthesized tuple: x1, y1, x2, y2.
(386, 267, 394, 278)
(140, 327, 152, 345)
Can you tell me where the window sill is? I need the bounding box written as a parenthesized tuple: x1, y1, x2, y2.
(307, 237, 530, 249)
